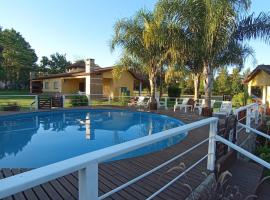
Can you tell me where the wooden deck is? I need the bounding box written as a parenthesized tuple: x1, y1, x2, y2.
(0, 109, 265, 200)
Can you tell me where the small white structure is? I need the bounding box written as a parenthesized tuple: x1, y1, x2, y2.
(244, 65, 270, 107)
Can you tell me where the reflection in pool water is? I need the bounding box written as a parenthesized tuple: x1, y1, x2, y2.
(0, 109, 185, 168)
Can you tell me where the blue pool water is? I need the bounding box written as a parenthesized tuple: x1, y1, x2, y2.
(0, 109, 185, 168)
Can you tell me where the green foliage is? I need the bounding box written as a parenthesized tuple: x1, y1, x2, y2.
(256, 145, 270, 176)
(111, 9, 169, 103)
(38, 53, 71, 74)
(256, 145, 270, 162)
(0, 28, 37, 89)
(232, 91, 252, 107)
(70, 96, 88, 107)
(182, 75, 194, 95)
(231, 68, 243, 95)
(155, 0, 270, 107)
(212, 67, 244, 95)
(215, 68, 231, 94)
(168, 86, 181, 98)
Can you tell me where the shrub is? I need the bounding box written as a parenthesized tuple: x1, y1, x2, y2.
(256, 145, 270, 176)
(232, 92, 252, 107)
(168, 86, 181, 97)
(70, 96, 88, 107)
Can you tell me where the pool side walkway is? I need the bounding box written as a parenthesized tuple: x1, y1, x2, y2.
(0, 108, 263, 200)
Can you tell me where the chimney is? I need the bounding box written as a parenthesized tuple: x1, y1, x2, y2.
(85, 59, 91, 73)
(90, 59, 95, 68)
(85, 58, 95, 73)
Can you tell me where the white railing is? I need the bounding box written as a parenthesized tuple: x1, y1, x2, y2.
(234, 103, 260, 133)
(0, 117, 218, 200)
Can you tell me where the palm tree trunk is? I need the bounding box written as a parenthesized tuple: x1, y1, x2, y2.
(193, 73, 201, 101)
(203, 62, 213, 108)
(149, 71, 157, 110)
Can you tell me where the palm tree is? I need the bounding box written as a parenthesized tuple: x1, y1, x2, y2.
(111, 10, 168, 109)
(155, 0, 270, 108)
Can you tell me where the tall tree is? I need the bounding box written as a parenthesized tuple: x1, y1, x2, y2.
(215, 67, 231, 95)
(231, 68, 243, 95)
(0, 28, 37, 88)
(111, 9, 168, 109)
(38, 53, 71, 74)
(156, 0, 270, 108)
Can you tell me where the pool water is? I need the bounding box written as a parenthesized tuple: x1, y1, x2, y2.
(0, 109, 185, 168)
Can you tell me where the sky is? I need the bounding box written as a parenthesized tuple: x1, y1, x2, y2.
(0, 0, 269, 71)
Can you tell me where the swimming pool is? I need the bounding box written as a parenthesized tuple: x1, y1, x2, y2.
(0, 109, 186, 168)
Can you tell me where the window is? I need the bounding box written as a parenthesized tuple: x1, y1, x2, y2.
(54, 81, 59, 89)
(44, 82, 49, 89)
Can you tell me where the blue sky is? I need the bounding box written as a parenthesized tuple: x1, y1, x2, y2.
(0, 0, 269, 71)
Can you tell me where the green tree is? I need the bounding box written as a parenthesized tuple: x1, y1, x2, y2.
(231, 68, 243, 95)
(38, 53, 71, 74)
(0, 28, 37, 88)
(156, 0, 270, 108)
(111, 10, 168, 108)
(215, 67, 231, 95)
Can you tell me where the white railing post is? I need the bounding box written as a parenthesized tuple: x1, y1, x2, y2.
(255, 103, 259, 125)
(246, 107, 251, 133)
(87, 95, 91, 106)
(165, 97, 168, 110)
(62, 95, 65, 108)
(79, 162, 98, 200)
(35, 95, 38, 110)
(207, 118, 218, 171)
(108, 96, 111, 104)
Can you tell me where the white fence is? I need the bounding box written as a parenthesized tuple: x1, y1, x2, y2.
(0, 94, 225, 111)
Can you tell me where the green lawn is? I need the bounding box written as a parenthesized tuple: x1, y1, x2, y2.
(0, 89, 34, 110)
(0, 89, 29, 95)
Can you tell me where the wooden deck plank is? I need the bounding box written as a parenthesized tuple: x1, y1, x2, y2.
(49, 179, 76, 200)
(2, 169, 27, 200)
(0, 170, 13, 200)
(40, 182, 63, 200)
(10, 169, 38, 200)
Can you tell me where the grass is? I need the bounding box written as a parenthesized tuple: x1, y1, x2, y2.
(0, 89, 29, 95)
(0, 90, 34, 110)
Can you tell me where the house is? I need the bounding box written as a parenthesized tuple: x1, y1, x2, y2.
(244, 65, 270, 107)
(30, 59, 143, 98)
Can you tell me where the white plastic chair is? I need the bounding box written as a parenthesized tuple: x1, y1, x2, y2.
(173, 98, 191, 112)
(195, 99, 216, 115)
(214, 101, 232, 117)
(193, 99, 205, 114)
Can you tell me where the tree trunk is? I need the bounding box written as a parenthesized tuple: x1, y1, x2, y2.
(203, 62, 213, 108)
(193, 73, 201, 101)
(149, 71, 157, 110)
(159, 73, 163, 98)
